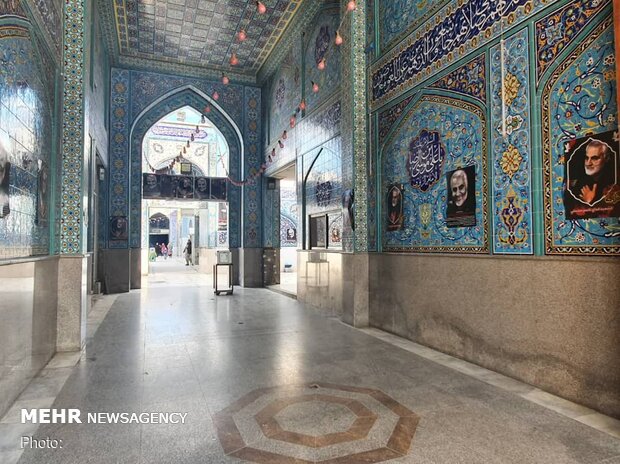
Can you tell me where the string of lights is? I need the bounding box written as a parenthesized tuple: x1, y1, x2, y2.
(147, 0, 357, 188)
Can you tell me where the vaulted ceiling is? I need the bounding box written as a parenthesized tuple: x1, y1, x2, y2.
(103, 0, 305, 82)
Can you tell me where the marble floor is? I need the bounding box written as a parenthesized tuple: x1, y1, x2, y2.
(268, 271, 297, 298)
(2, 267, 620, 464)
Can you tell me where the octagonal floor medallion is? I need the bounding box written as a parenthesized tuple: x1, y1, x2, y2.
(214, 382, 420, 463)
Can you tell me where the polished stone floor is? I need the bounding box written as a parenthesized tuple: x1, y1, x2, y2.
(5, 263, 620, 463)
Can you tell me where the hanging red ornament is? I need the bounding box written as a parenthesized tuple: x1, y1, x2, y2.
(282, 130, 288, 140)
(191, 133, 195, 142)
(229, 53, 239, 66)
(222, 74, 230, 85)
(317, 58, 326, 70)
(347, 0, 356, 11)
(335, 30, 343, 46)
(205, 106, 212, 113)
(290, 115, 296, 128)
(299, 99, 307, 111)
(312, 81, 319, 93)
(237, 29, 247, 42)
(256, 1, 267, 14)
(213, 91, 219, 101)
(278, 140, 284, 149)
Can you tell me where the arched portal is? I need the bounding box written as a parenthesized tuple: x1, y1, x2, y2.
(127, 87, 243, 287)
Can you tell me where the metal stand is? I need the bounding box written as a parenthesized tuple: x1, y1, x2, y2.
(213, 263, 234, 295)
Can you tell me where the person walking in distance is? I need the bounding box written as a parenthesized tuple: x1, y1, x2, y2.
(183, 238, 193, 266)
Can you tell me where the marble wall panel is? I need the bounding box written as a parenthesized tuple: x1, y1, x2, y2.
(0, 258, 58, 419)
(369, 253, 620, 418)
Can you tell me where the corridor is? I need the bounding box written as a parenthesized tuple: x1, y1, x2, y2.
(2, 269, 619, 464)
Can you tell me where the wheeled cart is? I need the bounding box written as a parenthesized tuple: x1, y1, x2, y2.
(213, 263, 234, 295)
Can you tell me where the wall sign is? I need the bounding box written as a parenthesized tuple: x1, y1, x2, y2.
(406, 130, 445, 192)
(371, 0, 530, 104)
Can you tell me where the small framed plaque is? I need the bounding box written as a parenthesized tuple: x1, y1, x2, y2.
(217, 250, 232, 264)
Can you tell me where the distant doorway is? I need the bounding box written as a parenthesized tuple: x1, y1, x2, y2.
(270, 163, 297, 297)
(140, 105, 230, 276)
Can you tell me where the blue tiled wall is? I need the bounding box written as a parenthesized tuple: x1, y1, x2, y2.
(0, 20, 57, 259)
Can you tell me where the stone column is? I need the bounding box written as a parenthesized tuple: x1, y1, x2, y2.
(57, 0, 89, 351)
(340, 0, 370, 327)
(240, 87, 264, 287)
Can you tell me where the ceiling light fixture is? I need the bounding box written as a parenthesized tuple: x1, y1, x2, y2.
(237, 29, 247, 42)
(229, 52, 239, 66)
(256, 1, 267, 14)
(317, 58, 326, 70)
(212, 91, 220, 101)
(222, 74, 230, 85)
(299, 99, 306, 111)
(312, 81, 319, 93)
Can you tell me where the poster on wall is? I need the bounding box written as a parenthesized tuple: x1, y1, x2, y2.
(328, 212, 343, 248)
(446, 166, 476, 228)
(110, 216, 128, 240)
(210, 178, 227, 201)
(564, 131, 619, 219)
(143, 173, 228, 201)
(36, 162, 49, 225)
(386, 183, 404, 231)
(194, 177, 210, 199)
(175, 176, 194, 199)
(0, 159, 10, 218)
(310, 214, 327, 248)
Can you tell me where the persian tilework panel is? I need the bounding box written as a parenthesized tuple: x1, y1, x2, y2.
(490, 29, 533, 254)
(304, 9, 341, 112)
(243, 87, 262, 248)
(366, 0, 375, 54)
(381, 96, 489, 253)
(60, 0, 85, 254)
(26, 0, 63, 58)
(129, 70, 244, 128)
(0, 0, 27, 16)
(109, 68, 130, 249)
(542, 18, 619, 255)
(304, 138, 343, 218)
(97, 174, 107, 250)
(0, 28, 53, 259)
(351, 0, 369, 252)
(127, 90, 243, 250)
(371, 0, 551, 109)
(113, 0, 301, 73)
(279, 181, 298, 248)
(535, 0, 609, 84)
(297, 98, 341, 158)
(429, 53, 487, 104)
(378, 95, 415, 146)
(339, 0, 353, 253)
(263, 182, 279, 249)
(268, 42, 302, 144)
(379, 0, 448, 52)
